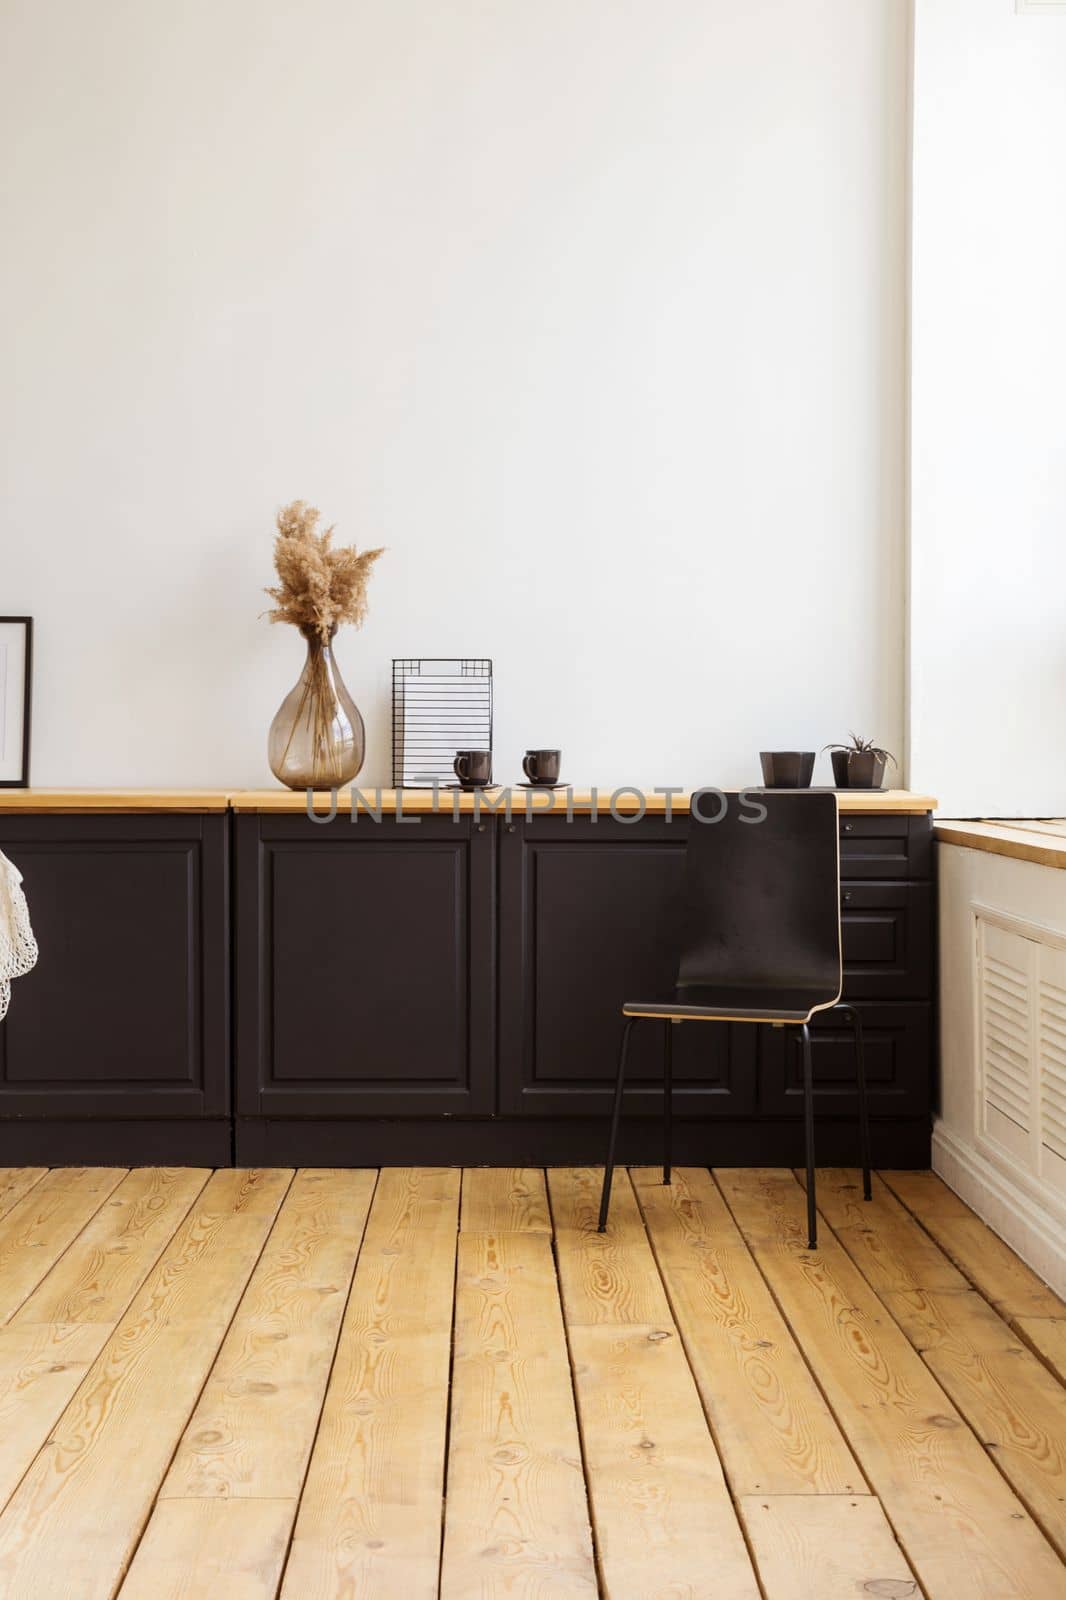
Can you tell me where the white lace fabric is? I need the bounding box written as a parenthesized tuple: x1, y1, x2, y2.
(0, 850, 38, 1020)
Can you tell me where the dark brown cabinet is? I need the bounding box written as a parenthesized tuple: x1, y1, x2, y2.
(0, 815, 230, 1164)
(234, 812, 495, 1150)
(0, 801, 935, 1168)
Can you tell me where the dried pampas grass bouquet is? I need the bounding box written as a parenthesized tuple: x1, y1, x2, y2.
(266, 499, 384, 642)
(265, 500, 385, 790)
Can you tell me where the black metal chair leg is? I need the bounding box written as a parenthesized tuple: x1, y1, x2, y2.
(835, 1002, 872, 1201)
(663, 1020, 674, 1185)
(800, 1022, 817, 1249)
(599, 1016, 636, 1232)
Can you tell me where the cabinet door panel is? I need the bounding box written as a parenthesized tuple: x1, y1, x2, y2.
(237, 813, 494, 1115)
(840, 881, 932, 999)
(0, 816, 228, 1117)
(758, 1002, 931, 1117)
(270, 844, 465, 1082)
(498, 816, 756, 1116)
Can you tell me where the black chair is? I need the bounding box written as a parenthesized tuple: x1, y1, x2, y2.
(598, 789, 871, 1246)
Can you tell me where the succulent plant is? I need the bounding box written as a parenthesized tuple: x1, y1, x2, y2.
(823, 733, 897, 768)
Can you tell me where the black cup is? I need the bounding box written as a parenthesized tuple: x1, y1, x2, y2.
(522, 749, 561, 786)
(454, 750, 493, 789)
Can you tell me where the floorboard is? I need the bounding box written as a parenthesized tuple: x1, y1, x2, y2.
(570, 1322, 760, 1598)
(0, 1169, 291, 1600)
(812, 1169, 1066, 1558)
(461, 1166, 552, 1233)
(13, 1167, 211, 1328)
(1015, 1315, 1066, 1388)
(737, 1494, 920, 1599)
(157, 1168, 376, 1501)
(0, 1167, 128, 1324)
(440, 1229, 598, 1597)
(718, 1167, 1065, 1600)
(553, 1168, 759, 1597)
(118, 1500, 296, 1600)
(0, 1169, 48, 1223)
(0, 1166, 209, 1509)
(882, 1170, 1066, 1322)
(0, 1163, 1060, 1599)
(549, 1166, 673, 1326)
(280, 1167, 459, 1600)
(634, 1166, 863, 1497)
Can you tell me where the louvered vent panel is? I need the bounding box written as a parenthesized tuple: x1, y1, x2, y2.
(981, 947, 1032, 1133)
(1038, 964, 1066, 1183)
(975, 912, 1066, 1203)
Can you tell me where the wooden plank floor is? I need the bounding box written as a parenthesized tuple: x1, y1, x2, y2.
(0, 1167, 1061, 1597)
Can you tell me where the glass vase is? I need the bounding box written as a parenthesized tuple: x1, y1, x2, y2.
(268, 627, 366, 790)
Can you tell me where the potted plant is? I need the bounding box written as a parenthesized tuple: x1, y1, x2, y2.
(824, 733, 896, 790)
(759, 751, 816, 788)
(264, 501, 384, 789)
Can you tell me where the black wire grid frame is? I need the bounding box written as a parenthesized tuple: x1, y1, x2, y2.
(391, 658, 493, 788)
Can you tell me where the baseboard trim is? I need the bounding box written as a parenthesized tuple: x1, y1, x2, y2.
(0, 1114, 932, 1172)
(0, 1119, 233, 1166)
(236, 1116, 931, 1168)
(932, 1122, 1066, 1297)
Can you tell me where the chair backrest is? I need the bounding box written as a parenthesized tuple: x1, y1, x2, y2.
(675, 790, 841, 998)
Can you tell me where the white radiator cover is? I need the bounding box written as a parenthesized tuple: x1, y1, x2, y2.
(976, 911, 1066, 1202)
(937, 845, 1066, 1295)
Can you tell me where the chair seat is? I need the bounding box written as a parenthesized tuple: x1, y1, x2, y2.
(622, 984, 839, 1023)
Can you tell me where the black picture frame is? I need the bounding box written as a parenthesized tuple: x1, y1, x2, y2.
(0, 616, 33, 788)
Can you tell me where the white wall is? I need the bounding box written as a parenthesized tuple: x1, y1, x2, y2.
(910, 0, 1066, 817)
(1, 0, 908, 790)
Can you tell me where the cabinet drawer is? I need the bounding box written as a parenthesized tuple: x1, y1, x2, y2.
(759, 1002, 931, 1118)
(841, 881, 932, 1000)
(839, 815, 931, 879)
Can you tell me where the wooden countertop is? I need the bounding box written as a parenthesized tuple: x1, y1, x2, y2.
(231, 786, 938, 815)
(0, 789, 233, 813)
(936, 818, 1066, 871)
(0, 786, 938, 816)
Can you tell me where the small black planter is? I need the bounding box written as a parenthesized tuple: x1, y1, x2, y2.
(759, 751, 815, 789)
(831, 749, 886, 789)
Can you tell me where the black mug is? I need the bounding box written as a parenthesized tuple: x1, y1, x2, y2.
(454, 750, 493, 789)
(522, 748, 561, 786)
